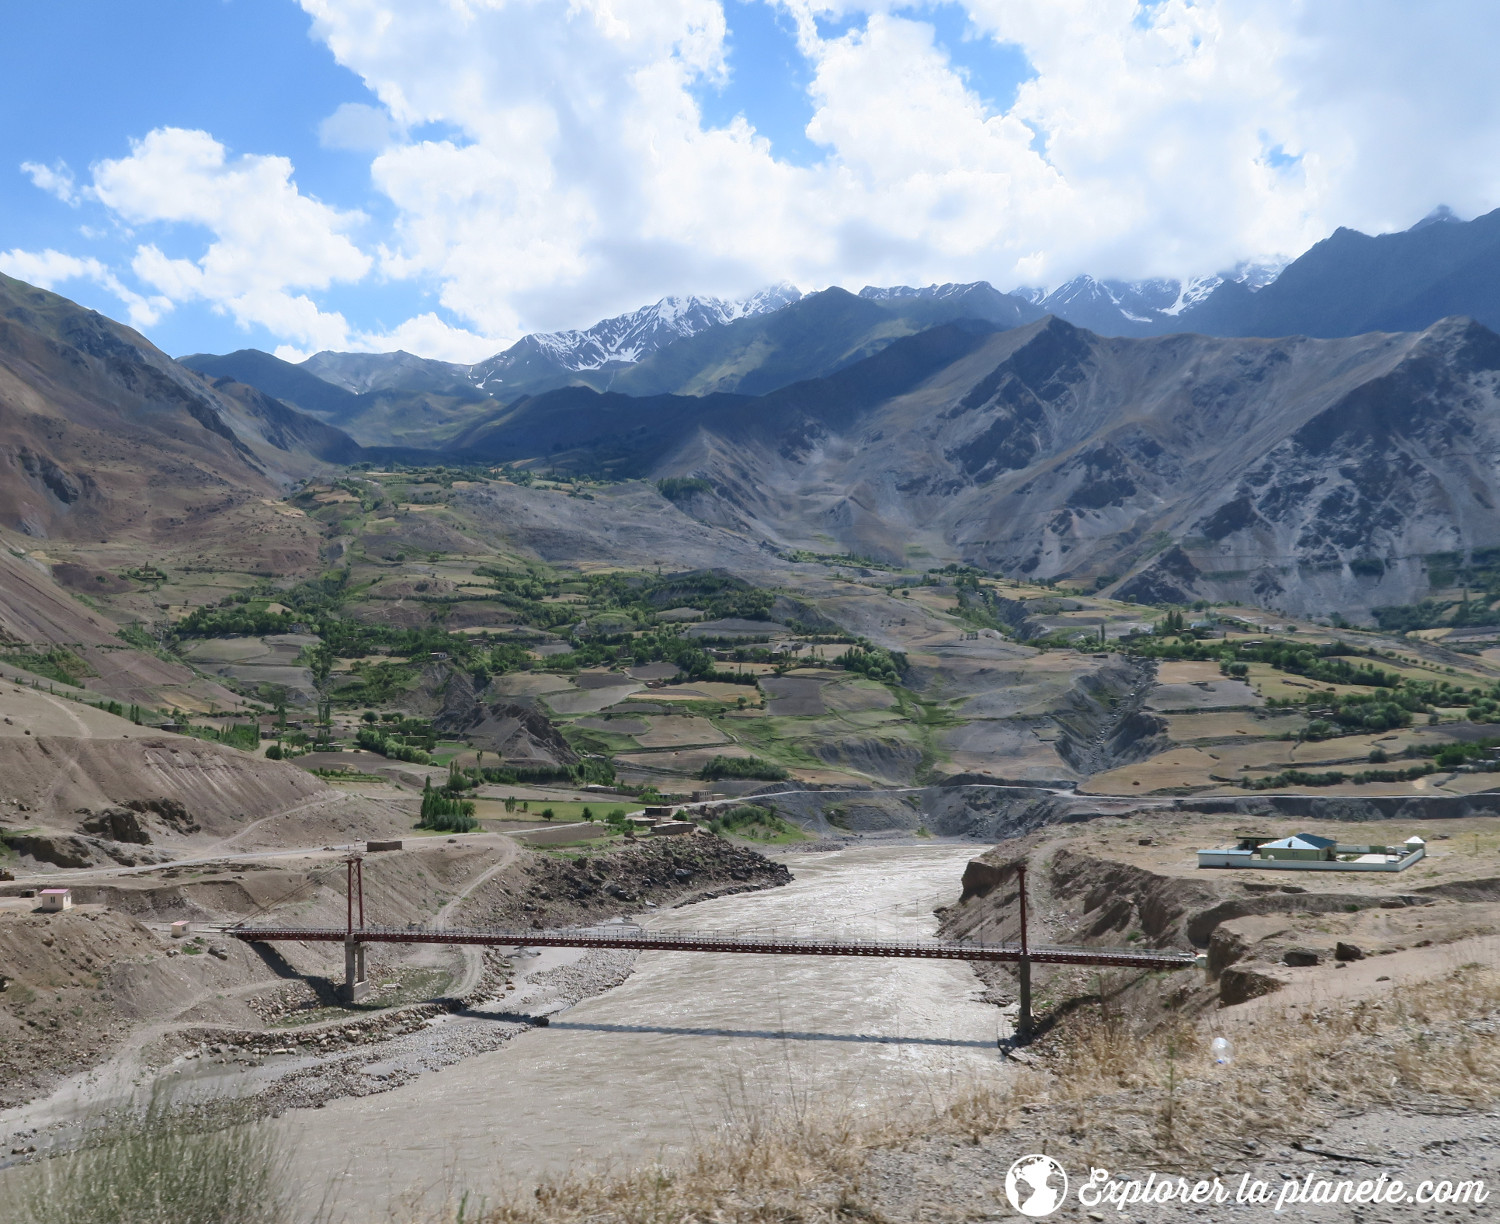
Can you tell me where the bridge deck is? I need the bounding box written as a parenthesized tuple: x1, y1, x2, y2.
(223, 924, 1198, 970)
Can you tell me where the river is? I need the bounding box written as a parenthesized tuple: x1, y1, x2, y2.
(285, 843, 1013, 1217)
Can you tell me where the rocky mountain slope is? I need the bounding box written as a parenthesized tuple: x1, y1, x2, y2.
(0, 273, 365, 707)
(0, 271, 356, 545)
(442, 312, 1500, 617)
(1178, 205, 1500, 337)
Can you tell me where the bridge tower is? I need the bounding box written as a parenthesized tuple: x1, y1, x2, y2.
(342, 852, 369, 1003)
(1016, 861, 1032, 1039)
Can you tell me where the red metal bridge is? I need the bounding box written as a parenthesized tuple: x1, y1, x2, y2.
(223, 920, 1198, 970)
(222, 857, 1199, 1033)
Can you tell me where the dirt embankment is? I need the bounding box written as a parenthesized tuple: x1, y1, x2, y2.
(0, 735, 331, 835)
(0, 833, 790, 1110)
(942, 839, 1498, 1012)
(760, 783, 1500, 848)
(453, 835, 792, 928)
(0, 906, 171, 1107)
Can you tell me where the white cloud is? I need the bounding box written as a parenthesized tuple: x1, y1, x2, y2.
(90, 127, 374, 349)
(319, 102, 399, 152)
(0, 247, 171, 328)
(354, 312, 503, 363)
(291, 0, 1500, 341)
(21, 160, 79, 206)
(17, 2, 1500, 359)
(275, 313, 505, 365)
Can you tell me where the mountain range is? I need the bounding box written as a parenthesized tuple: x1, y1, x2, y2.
(182, 205, 1500, 447)
(12, 205, 1500, 622)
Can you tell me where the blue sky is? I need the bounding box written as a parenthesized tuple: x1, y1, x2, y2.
(4, 1, 1499, 363)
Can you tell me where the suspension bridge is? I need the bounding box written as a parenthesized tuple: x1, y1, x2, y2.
(221, 856, 1200, 1035)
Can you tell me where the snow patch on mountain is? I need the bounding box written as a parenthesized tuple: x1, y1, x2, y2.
(858, 281, 989, 303)
(471, 284, 802, 390)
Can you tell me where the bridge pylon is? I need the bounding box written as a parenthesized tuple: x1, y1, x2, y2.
(341, 852, 369, 1003)
(1016, 861, 1032, 1040)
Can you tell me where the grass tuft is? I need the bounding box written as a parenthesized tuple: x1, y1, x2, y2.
(14, 1090, 292, 1224)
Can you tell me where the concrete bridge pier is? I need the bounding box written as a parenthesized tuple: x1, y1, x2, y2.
(343, 938, 369, 1003)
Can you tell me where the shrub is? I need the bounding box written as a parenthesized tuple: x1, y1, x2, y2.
(18, 1090, 291, 1224)
(657, 476, 713, 502)
(355, 725, 433, 765)
(707, 805, 802, 841)
(699, 755, 789, 781)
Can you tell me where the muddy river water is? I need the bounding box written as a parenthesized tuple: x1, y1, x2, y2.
(287, 843, 1013, 1216)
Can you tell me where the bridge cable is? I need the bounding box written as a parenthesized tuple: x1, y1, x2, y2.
(226, 852, 357, 929)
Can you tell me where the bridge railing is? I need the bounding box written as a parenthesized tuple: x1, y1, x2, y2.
(217, 921, 1198, 968)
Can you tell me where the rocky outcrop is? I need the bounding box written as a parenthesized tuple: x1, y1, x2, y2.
(123, 797, 200, 835)
(78, 807, 152, 844)
(434, 673, 578, 766)
(1218, 963, 1288, 1005)
(1, 830, 170, 869)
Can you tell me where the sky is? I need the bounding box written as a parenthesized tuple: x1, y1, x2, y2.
(4, 0, 1500, 364)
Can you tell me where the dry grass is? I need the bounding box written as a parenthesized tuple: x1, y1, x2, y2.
(413, 967, 1500, 1223)
(1039, 964, 1500, 1165)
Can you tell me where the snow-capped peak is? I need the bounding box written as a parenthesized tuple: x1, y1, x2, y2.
(471, 284, 802, 389)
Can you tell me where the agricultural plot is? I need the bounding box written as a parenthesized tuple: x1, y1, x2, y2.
(761, 676, 827, 715)
(573, 715, 650, 736)
(492, 673, 576, 698)
(177, 633, 320, 701)
(821, 676, 899, 712)
(633, 716, 729, 749)
(1144, 660, 1260, 711)
(1162, 711, 1306, 741)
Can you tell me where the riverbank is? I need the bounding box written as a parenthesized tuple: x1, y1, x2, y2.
(279, 844, 1008, 1220)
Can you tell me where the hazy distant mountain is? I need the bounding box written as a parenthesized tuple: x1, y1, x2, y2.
(857, 281, 1043, 329)
(600, 284, 1043, 397)
(182, 348, 363, 421)
(302, 349, 474, 396)
(184, 205, 1500, 453)
(1012, 267, 1281, 336)
(1007, 207, 1500, 339)
(180, 348, 495, 448)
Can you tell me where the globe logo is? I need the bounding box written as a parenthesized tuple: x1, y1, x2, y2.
(1004, 1154, 1068, 1217)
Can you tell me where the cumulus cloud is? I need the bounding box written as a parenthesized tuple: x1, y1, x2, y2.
(21, 160, 80, 206)
(0, 247, 171, 328)
(90, 127, 373, 349)
(295, 0, 1500, 339)
(16, 1, 1500, 359)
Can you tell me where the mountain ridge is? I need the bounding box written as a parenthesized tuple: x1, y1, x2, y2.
(420, 310, 1500, 618)
(187, 206, 1500, 434)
